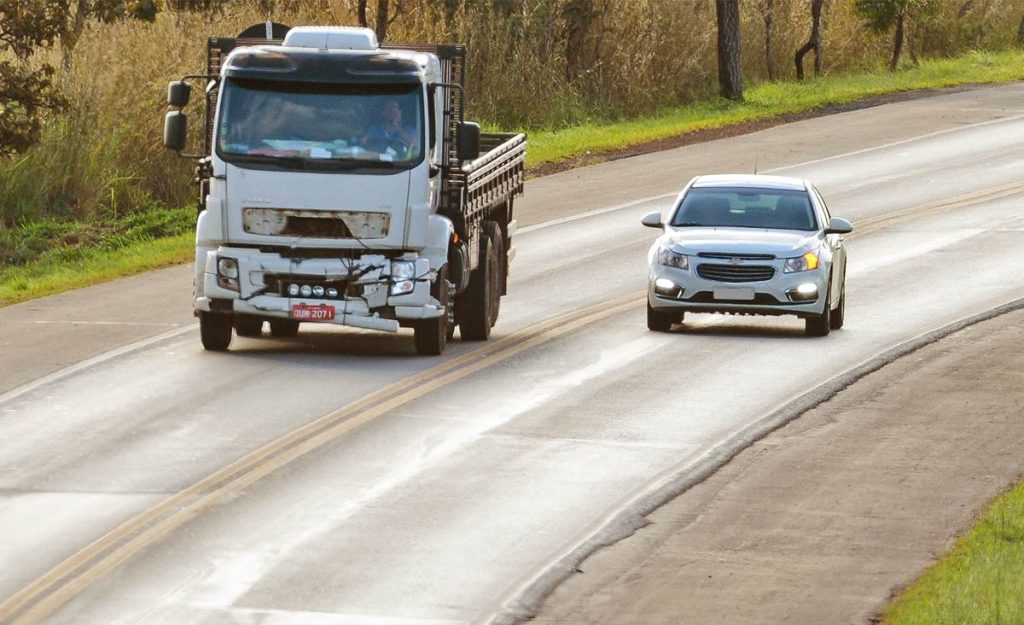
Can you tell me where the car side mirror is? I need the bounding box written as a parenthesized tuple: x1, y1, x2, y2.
(641, 211, 663, 228)
(167, 80, 191, 107)
(825, 217, 853, 235)
(457, 121, 481, 161)
(163, 110, 187, 152)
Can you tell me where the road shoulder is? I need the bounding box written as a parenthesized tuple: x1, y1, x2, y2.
(532, 307, 1024, 625)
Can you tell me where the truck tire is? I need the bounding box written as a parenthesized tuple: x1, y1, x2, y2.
(234, 317, 263, 337)
(457, 231, 497, 341)
(415, 265, 450, 356)
(484, 221, 505, 326)
(200, 312, 232, 351)
(270, 319, 299, 338)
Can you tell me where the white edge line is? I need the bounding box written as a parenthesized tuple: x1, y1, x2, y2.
(0, 323, 198, 406)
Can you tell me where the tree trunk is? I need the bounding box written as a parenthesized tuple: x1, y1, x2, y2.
(357, 0, 368, 28)
(375, 0, 390, 42)
(563, 0, 595, 81)
(1017, 12, 1024, 45)
(890, 9, 905, 71)
(794, 0, 824, 81)
(716, 0, 743, 101)
(762, 0, 777, 81)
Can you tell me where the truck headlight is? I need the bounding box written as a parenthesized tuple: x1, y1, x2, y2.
(390, 260, 417, 296)
(784, 251, 820, 273)
(657, 246, 689, 270)
(217, 257, 239, 279)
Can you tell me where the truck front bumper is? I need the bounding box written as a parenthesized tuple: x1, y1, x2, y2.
(195, 247, 442, 333)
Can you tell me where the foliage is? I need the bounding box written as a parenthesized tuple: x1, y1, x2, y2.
(853, 0, 939, 33)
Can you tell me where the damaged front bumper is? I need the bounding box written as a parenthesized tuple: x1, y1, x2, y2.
(194, 247, 442, 333)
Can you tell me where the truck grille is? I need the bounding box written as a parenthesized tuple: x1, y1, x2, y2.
(697, 263, 775, 283)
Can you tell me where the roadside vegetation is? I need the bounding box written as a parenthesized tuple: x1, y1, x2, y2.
(1, 0, 1024, 306)
(883, 480, 1024, 625)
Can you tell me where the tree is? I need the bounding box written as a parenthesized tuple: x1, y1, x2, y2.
(794, 0, 824, 80)
(61, 0, 157, 70)
(0, 0, 68, 155)
(760, 0, 778, 81)
(357, 0, 407, 42)
(854, 0, 937, 71)
(716, 0, 743, 100)
(563, 0, 597, 81)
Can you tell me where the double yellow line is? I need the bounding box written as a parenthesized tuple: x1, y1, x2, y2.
(6, 180, 1024, 624)
(0, 292, 643, 625)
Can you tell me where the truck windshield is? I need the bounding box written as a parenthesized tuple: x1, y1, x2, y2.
(217, 79, 424, 171)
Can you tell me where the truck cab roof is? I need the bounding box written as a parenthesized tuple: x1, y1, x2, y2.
(223, 45, 428, 85)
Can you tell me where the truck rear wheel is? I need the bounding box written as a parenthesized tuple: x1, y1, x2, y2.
(457, 231, 497, 341)
(200, 312, 232, 351)
(270, 319, 299, 338)
(234, 317, 263, 337)
(414, 265, 450, 356)
(484, 221, 505, 327)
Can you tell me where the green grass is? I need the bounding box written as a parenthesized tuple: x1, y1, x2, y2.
(527, 49, 1024, 166)
(883, 480, 1024, 625)
(2, 48, 1023, 307)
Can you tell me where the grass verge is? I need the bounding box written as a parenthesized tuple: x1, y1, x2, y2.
(527, 49, 1024, 167)
(2, 49, 1023, 307)
(883, 480, 1024, 625)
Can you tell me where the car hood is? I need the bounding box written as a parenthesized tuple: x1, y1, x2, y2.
(663, 227, 821, 258)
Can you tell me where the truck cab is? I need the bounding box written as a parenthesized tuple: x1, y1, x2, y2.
(164, 25, 525, 355)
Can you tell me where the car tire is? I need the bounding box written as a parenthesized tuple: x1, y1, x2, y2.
(234, 317, 263, 338)
(269, 319, 300, 338)
(647, 301, 674, 332)
(830, 283, 846, 330)
(200, 312, 232, 351)
(805, 283, 832, 337)
(414, 265, 449, 356)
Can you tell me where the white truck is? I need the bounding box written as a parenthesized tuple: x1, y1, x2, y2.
(163, 22, 525, 355)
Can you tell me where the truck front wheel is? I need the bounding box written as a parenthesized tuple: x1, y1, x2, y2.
(457, 231, 497, 341)
(200, 312, 233, 351)
(414, 265, 450, 356)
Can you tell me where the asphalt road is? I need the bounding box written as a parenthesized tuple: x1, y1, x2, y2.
(2, 84, 1024, 625)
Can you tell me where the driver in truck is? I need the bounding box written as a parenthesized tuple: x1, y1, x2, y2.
(362, 98, 418, 157)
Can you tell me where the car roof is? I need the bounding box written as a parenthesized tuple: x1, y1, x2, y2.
(691, 174, 807, 191)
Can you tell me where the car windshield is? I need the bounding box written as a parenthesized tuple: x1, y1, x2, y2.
(217, 79, 424, 171)
(671, 187, 818, 231)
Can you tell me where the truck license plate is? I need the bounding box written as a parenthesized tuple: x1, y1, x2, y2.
(290, 303, 336, 321)
(713, 287, 755, 301)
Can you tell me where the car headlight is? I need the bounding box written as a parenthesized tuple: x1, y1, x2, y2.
(657, 246, 689, 270)
(784, 251, 820, 273)
(217, 257, 239, 279)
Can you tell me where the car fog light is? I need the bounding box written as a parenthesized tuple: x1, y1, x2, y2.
(288, 284, 300, 297)
(300, 285, 313, 297)
(326, 287, 339, 298)
(391, 280, 415, 296)
(654, 278, 684, 298)
(787, 283, 819, 302)
(312, 286, 325, 297)
(797, 283, 817, 295)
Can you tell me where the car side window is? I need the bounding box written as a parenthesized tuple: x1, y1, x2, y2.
(811, 186, 831, 224)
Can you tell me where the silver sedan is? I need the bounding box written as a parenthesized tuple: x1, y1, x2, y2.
(643, 174, 853, 336)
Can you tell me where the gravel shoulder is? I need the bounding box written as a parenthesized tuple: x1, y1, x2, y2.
(532, 308, 1024, 625)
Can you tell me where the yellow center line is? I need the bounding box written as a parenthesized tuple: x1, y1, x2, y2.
(0, 291, 643, 625)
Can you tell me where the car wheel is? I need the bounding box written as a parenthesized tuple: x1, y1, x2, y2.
(269, 319, 299, 338)
(234, 317, 263, 337)
(200, 312, 232, 351)
(647, 301, 674, 332)
(805, 284, 832, 337)
(830, 283, 846, 330)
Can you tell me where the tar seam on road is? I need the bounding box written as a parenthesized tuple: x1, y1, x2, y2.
(484, 294, 1024, 625)
(0, 291, 643, 625)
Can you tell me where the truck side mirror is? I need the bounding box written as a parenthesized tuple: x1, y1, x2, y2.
(164, 111, 188, 151)
(167, 81, 191, 107)
(457, 121, 480, 162)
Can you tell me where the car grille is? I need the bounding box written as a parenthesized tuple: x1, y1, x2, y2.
(696, 263, 776, 283)
(697, 252, 776, 260)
